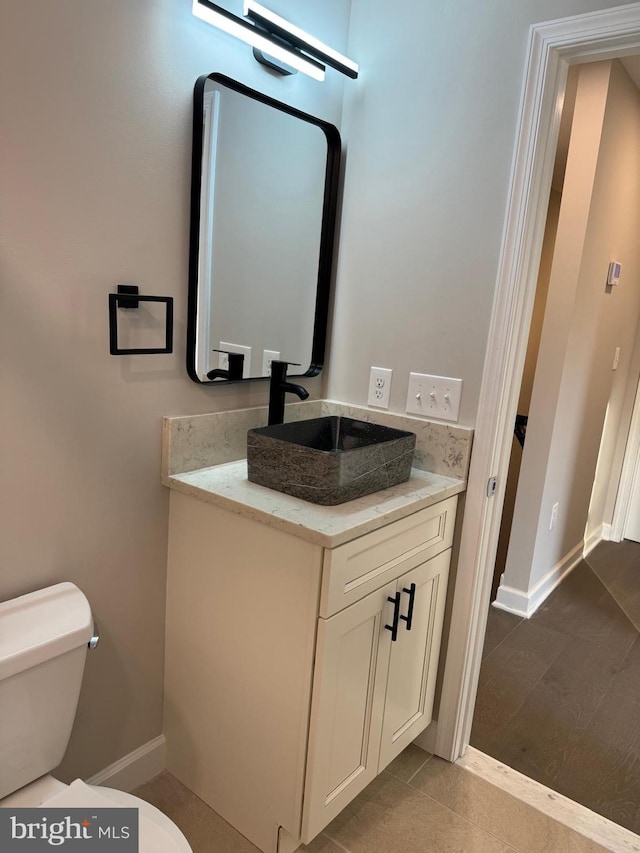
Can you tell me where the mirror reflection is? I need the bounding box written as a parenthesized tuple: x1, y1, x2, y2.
(187, 74, 341, 384)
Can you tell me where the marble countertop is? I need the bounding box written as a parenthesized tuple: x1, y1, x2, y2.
(164, 461, 465, 549)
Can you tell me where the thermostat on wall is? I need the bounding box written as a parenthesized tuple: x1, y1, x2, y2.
(607, 261, 622, 287)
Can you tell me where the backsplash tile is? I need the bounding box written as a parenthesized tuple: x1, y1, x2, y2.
(163, 399, 473, 481)
(162, 401, 324, 477)
(320, 401, 473, 480)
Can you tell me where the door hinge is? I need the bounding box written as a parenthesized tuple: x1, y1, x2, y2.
(486, 476, 498, 498)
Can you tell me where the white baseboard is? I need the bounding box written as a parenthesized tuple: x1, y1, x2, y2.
(458, 747, 640, 853)
(412, 721, 438, 754)
(584, 524, 604, 556)
(601, 522, 613, 542)
(493, 542, 583, 619)
(86, 735, 166, 792)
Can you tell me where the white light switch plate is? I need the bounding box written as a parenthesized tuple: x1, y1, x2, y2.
(612, 346, 621, 370)
(406, 373, 463, 421)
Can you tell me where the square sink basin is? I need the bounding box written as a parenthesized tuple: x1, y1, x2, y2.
(246, 416, 416, 505)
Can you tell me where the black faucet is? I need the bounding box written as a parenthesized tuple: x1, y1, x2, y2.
(207, 350, 244, 381)
(268, 360, 309, 425)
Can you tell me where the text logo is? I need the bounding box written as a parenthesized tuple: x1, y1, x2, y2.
(0, 808, 138, 851)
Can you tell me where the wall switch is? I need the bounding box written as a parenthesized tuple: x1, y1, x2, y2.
(405, 373, 463, 421)
(367, 367, 393, 409)
(219, 342, 252, 378)
(262, 349, 281, 376)
(612, 346, 621, 371)
(550, 502, 559, 530)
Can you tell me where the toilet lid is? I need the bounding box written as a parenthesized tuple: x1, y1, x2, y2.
(42, 780, 192, 853)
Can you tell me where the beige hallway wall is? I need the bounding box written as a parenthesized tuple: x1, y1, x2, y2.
(500, 60, 640, 608)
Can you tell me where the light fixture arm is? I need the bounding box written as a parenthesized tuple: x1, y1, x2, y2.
(192, 0, 358, 81)
(244, 0, 359, 79)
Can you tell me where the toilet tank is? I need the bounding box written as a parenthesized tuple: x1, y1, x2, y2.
(0, 582, 93, 799)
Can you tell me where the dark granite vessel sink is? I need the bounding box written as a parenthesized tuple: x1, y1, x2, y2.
(246, 416, 416, 505)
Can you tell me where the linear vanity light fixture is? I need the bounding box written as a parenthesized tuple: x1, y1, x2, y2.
(192, 0, 325, 80)
(244, 1, 359, 79)
(192, 0, 358, 81)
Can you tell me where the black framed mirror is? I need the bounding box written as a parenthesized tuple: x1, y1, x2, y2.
(187, 73, 341, 384)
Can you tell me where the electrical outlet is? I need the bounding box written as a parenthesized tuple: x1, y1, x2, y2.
(219, 341, 252, 378)
(550, 502, 559, 530)
(262, 349, 281, 376)
(405, 373, 463, 421)
(368, 367, 392, 409)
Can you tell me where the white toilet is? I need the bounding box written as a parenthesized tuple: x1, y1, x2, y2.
(0, 582, 192, 853)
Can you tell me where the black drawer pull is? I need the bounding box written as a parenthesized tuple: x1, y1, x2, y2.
(400, 583, 416, 631)
(385, 592, 402, 642)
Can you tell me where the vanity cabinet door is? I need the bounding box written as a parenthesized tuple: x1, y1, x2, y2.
(301, 580, 397, 843)
(378, 548, 451, 771)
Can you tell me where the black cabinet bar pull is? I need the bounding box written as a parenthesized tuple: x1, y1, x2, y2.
(400, 583, 416, 631)
(385, 592, 402, 642)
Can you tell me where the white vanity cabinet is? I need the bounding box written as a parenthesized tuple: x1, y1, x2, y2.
(301, 505, 454, 841)
(164, 488, 457, 853)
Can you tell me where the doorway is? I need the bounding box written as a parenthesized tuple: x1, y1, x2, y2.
(491, 56, 640, 619)
(467, 54, 640, 831)
(436, 1, 640, 770)
(621, 378, 640, 542)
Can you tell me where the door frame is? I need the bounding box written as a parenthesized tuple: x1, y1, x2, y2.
(611, 374, 640, 540)
(436, 2, 640, 762)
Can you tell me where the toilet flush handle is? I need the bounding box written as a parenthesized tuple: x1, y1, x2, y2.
(88, 620, 100, 650)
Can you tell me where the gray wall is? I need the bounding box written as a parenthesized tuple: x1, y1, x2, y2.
(329, 0, 640, 423)
(0, 0, 350, 781)
(3, 0, 640, 782)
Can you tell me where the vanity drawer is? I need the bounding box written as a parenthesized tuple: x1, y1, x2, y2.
(320, 496, 457, 618)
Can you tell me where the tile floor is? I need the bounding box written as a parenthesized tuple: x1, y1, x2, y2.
(133, 745, 609, 852)
(473, 543, 640, 833)
(588, 540, 640, 633)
